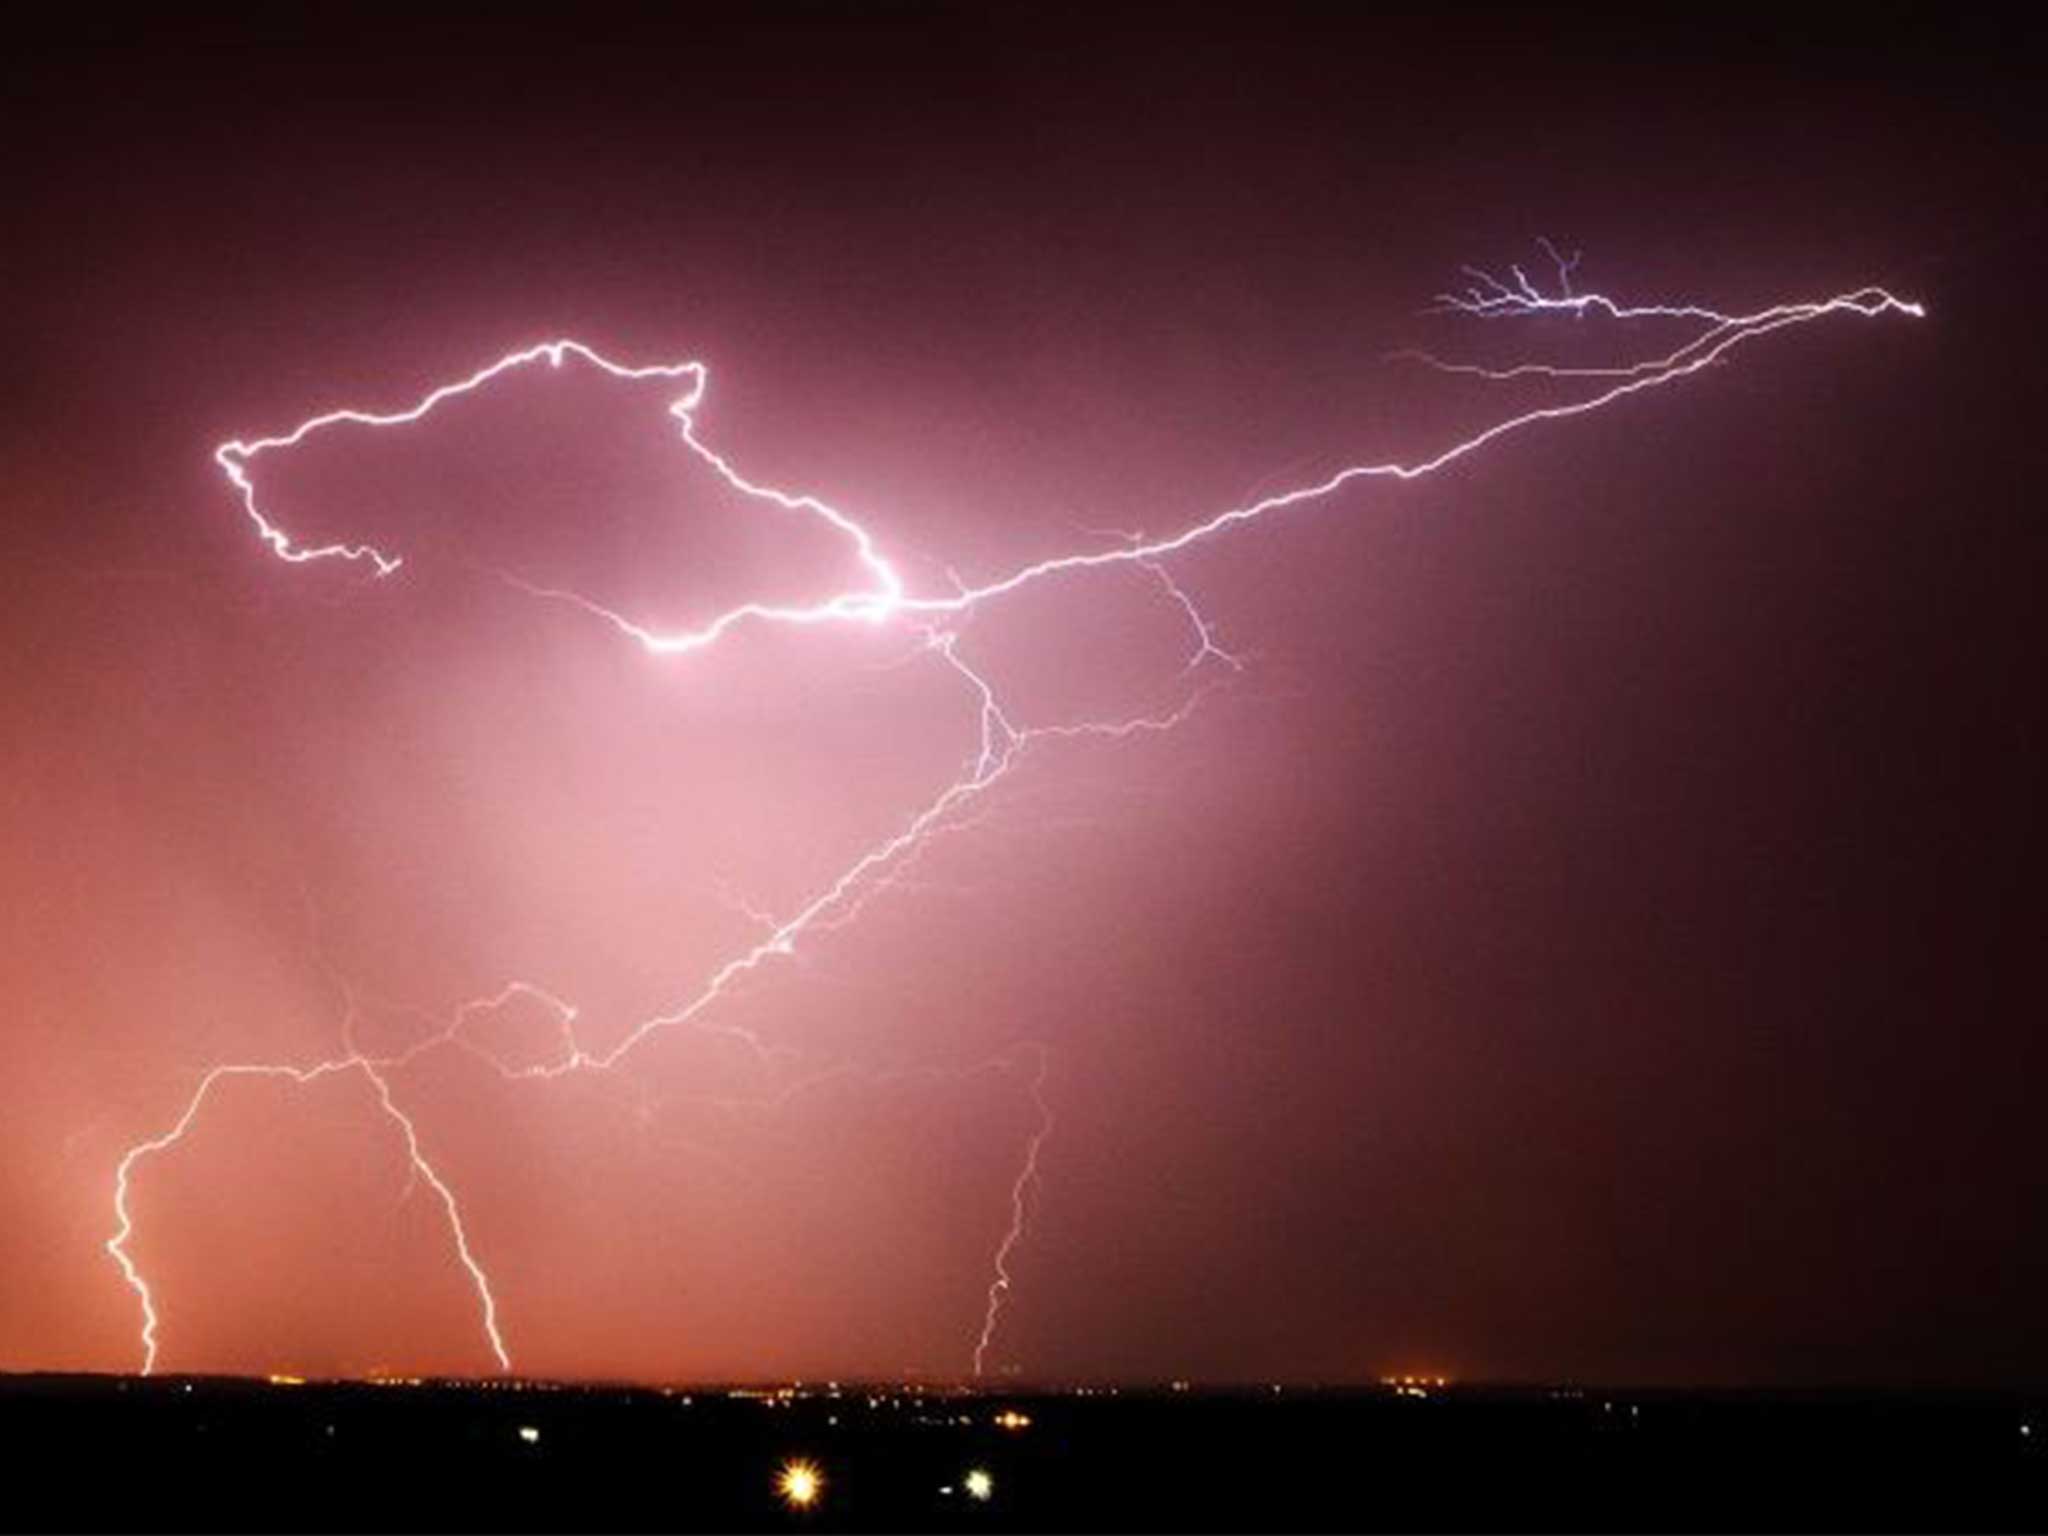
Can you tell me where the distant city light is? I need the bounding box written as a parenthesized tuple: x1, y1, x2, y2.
(963, 1468, 995, 1502)
(1381, 1374, 1450, 1398)
(778, 1459, 823, 1509)
(993, 1409, 1031, 1431)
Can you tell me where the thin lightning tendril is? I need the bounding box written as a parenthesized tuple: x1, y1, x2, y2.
(973, 1044, 1052, 1380)
(110, 259, 1920, 1379)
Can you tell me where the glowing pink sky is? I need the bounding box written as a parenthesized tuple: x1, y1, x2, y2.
(2, 8, 2037, 1387)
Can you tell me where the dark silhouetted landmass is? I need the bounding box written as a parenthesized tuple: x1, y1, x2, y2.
(1, 1373, 2042, 1531)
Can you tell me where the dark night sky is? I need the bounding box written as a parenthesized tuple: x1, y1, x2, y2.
(2, 5, 2041, 1386)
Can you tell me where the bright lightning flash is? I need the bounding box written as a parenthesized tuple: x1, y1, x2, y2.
(104, 251, 1920, 1381)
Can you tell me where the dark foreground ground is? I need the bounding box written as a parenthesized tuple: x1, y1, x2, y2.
(2, 1374, 2042, 1531)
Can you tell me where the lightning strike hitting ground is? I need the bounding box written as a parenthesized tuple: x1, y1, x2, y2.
(974, 1045, 1052, 1380)
(107, 1055, 509, 1376)
(108, 259, 1921, 1379)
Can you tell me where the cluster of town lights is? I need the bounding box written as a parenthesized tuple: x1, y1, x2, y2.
(1382, 1374, 1451, 1399)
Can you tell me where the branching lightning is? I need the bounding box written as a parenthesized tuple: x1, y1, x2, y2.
(110, 256, 1920, 1380)
(107, 1053, 509, 1376)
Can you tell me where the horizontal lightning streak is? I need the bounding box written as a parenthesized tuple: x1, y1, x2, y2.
(109, 260, 1919, 1377)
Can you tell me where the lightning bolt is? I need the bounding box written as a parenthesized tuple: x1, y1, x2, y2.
(108, 256, 1921, 1378)
(973, 1044, 1051, 1380)
(106, 1054, 509, 1376)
